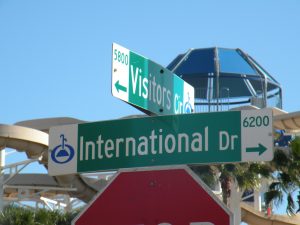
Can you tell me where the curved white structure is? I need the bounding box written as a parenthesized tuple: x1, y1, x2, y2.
(15, 117, 86, 133)
(0, 121, 102, 204)
(274, 111, 300, 133)
(1, 111, 300, 223)
(0, 124, 48, 160)
(241, 202, 300, 225)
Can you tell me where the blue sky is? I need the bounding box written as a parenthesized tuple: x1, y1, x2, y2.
(1, 0, 300, 124)
(1, 0, 300, 218)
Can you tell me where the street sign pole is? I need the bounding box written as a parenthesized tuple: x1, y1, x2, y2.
(48, 108, 273, 176)
(112, 43, 195, 115)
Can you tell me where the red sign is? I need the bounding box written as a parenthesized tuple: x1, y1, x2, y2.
(73, 167, 233, 225)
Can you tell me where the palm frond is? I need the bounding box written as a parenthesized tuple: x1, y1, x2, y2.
(280, 173, 292, 186)
(190, 165, 218, 189)
(269, 181, 281, 190)
(286, 193, 296, 215)
(249, 163, 272, 178)
(223, 164, 236, 172)
(264, 189, 283, 207)
(291, 137, 300, 160)
(272, 149, 290, 170)
(297, 193, 300, 213)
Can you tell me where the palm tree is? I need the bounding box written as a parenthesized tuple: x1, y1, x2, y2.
(190, 165, 219, 189)
(191, 162, 272, 205)
(218, 162, 272, 205)
(264, 137, 300, 215)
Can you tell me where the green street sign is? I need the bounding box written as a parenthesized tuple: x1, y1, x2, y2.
(111, 43, 194, 115)
(48, 109, 273, 176)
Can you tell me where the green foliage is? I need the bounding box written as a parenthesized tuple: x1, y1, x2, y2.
(0, 206, 34, 225)
(0, 206, 79, 225)
(287, 193, 296, 216)
(291, 137, 300, 160)
(191, 137, 300, 215)
(191, 161, 272, 205)
(297, 194, 300, 213)
(190, 165, 219, 189)
(265, 183, 283, 207)
(265, 137, 300, 215)
(222, 162, 272, 205)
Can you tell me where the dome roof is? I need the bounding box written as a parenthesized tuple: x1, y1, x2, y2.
(167, 47, 282, 110)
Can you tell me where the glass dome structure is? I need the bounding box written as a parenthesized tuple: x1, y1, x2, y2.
(167, 47, 282, 112)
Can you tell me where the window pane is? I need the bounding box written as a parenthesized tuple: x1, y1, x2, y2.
(167, 54, 184, 71)
(216, 76, 252, 98)
(219, 48, 257, 75)
(174, 49, 215, 75)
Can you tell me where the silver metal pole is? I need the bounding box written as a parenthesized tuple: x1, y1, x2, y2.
(214, 47, 220, 111)
(0, 148, 6, 211)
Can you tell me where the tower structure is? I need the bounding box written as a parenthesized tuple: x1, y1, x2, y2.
(168, 47, 282, 112)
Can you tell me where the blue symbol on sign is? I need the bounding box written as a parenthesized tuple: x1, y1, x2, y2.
(51, 134, 75, 164)
(184, 92, 193, 113)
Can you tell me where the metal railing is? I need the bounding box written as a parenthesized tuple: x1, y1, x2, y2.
(194, 87, 231, 112)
